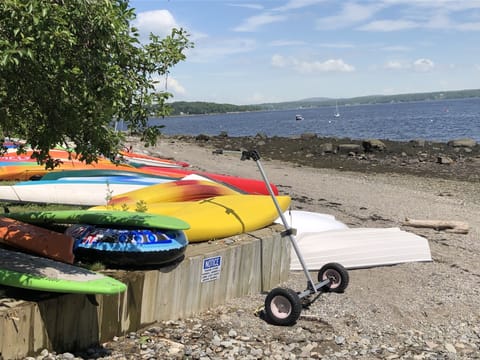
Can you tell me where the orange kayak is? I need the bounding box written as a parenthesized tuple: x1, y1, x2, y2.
(0, 162, 140, 181)
(0, 216, 74, 263)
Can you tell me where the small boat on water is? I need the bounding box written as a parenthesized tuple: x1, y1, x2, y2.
(334, 101, 340, 118)
(295, 114, 304, 121)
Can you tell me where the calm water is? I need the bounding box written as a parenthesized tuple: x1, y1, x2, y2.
(149, 98, 480, 142)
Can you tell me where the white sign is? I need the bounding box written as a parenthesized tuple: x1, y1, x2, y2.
(201, 256, 222, 283)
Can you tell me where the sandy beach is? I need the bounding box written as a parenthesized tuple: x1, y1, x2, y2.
(94, 135, 480, 359)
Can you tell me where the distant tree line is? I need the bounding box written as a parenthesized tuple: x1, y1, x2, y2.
(165, 88, 480, 115)
(168, 101, 262, 115)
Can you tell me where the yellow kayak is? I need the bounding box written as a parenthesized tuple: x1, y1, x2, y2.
(104, 178, 241, 207)
(93, 194, 291, 242)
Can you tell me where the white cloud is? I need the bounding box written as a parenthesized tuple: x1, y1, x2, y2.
(269, 39, 306, 47)
(272, 55, 355, 73)
(233, 13, 287, 32)
(271, 54, 289, 67)
(413, 58, 435, 72)
(384, 61, 408, 70)
(318, 42, 355, 49)
(456, 22, 480, 31)
(134, 10, 178, 40)
(316, 2, 382, 29)
(359, 19, 418, 31)
(382, 58, 436, 72)
(227, 3, 264, 10)
(295, 59, 355, 73)
(153, 76, 186, 96)
(274, 0, 326, 12)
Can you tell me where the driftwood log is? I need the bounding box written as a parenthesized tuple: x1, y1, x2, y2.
(403, 218, 469, 234)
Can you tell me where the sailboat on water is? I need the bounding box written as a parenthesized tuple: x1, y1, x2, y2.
(334, 101, 340, 118)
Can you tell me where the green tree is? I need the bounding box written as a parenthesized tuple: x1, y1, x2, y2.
(0, 0, 192, 167)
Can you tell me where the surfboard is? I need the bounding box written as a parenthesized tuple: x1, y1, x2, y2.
(0, 216, 74, 263)
(0, 247, 127, 294)
(5, 210, 190, 231)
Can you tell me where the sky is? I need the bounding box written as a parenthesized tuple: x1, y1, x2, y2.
(129, 0, 480, 105)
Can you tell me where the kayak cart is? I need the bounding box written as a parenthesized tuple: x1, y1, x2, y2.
(241, 150, 349, 326)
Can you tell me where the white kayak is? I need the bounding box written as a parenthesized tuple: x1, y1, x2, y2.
(274, 210, 431, 270)
(0, 176, 172, 206)
(290, 227, 432, 271)
(275, 210, 348, 235)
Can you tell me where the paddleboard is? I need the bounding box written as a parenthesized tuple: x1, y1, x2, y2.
(0, 216, 74, 263)
(0, 247, 127, 294)
(5, 210, 190, 231)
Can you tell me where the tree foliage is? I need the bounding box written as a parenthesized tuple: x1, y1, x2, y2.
(0, 0, 193, 166)
(169, 101, 262, 115)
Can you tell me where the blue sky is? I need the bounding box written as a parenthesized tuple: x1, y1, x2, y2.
(129, 0, 480, 105)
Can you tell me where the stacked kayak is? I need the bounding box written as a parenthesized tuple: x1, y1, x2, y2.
(93, 194, 291, 243)
(104, 178, 242, 207)
(0, 175, 176, 206)
(131, 166, 279, 195)
(0, 161, 141, 181)
(119, 150, 189, 168)
(1, 145, 288, 268)
(0, 148, 189, 181)
(5, 210, 190, 267)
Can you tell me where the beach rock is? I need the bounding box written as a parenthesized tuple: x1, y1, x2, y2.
(300, 132, 317, 139)
(437, 156, 454, 164)
(319, 143, 334, 153)
(447, 138, 477, 148)
(337, 144, 362, 154)
(411, 139, 426, 147)
(255, 132, 268, 139)
(362, 139, 387, 152)
(195, 134, 210, 141)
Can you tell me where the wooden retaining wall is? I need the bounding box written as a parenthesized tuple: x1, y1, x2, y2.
(0, 225, 290, 359)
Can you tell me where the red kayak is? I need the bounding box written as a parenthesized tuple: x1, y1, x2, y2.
(136, 166, 279, 195)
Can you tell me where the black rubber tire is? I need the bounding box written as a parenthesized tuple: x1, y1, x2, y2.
(264, 287, 302, 326)
(317, 262, 349, 293)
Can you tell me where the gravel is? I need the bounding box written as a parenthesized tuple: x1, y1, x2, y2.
(24, 137, 480, 359)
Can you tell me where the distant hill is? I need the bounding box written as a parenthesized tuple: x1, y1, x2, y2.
(168, 101, 262, 116)
(167, 88, 480, 115)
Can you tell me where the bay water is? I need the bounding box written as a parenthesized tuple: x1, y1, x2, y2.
(149, 97, 480, 142)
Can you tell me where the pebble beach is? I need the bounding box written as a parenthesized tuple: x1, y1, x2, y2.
(25, 135, 480, 359)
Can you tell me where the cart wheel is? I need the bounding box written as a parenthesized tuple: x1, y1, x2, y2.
(264, 287, 302, 326)
(318, 263, 349, 293)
